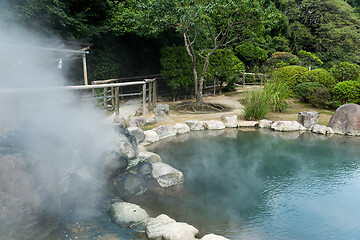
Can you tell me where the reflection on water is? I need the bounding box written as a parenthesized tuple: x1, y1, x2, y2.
(145, 130, 360, 239)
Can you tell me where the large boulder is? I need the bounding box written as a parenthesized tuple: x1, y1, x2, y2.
(328, 104, 360, 135)
(138, 151, 162, 163)
(173, 123, 191, 135)
(127, 126, 145, 144)
(298, 111, 319, 129)
(238, 120, 258, 127)
(144, 130, 160, 143)
(0, 153, 60, 240)
(204, 120, 225, 130)
(114, 126, 138, 159)
(311, 124, 335, 135)
(185, 120, 205, 131)
(151, 162, 184, 188)
(220, 115, 238, 128)
(153, 125, 174, 138)
(155, 104, 171, 123)
(146, 214, 199, 240)
(128, 116, 147, 127)
(108, 202, 149, 231)
(271, 121, 306, 132)
(102, 150, 128, 173)
(114, 172, 146, 200)
(259, 119, 273, 128)
(136, 161, 153, 176)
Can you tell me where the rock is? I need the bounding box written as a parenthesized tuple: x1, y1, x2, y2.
(127, 126, 145, 144)
(328, 104, 360, 135)
(102, 151, 128, 173)
(311, 124, 335, 135)
(144, 130, 160, 143)
(259, 119, 274, 128)
(185, 120, 205, 131)
(146, 214, 199, 240)
(128, 116, 147, 127)
(114, 173, 146, 200)
(151, 162, 184, 188)
(220, 115, 238, 128)
(155, 104, 171, 123)
(108, 202, 149, 231)
(153, 125, 174, 138)
(114, 125, 138, 159)
(127, 157, 143, 169)
(298, 111, 319, 129)
(0, 153, 60, 240)
(146, 118, 156, 125)
(173, 123, 191, 134)
(238, 120, 258, 127)
(201, 234, 229, 240)
(271, 121, 306, 132)
(204, 120, 226, 130)
(137, 161, 153, 175)
(138, 151, 162, 163)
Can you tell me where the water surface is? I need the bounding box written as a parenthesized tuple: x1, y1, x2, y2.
(145, 129, 360, 240)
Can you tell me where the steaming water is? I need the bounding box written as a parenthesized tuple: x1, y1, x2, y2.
(145, 129, 360, 240)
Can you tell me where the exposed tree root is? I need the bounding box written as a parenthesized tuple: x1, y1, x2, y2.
(175, 101, 229, 113)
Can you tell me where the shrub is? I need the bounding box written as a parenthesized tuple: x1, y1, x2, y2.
(271, 65, 308, 90)
(307, 87, 332, 108)
(235, 43, 268, 62)
(332, 81, 360, 106)
(243, 89, 270, 120)
(264, 80, 290, 112)
(295, 82, 324, 102)
(298, 69, 336, 89)
(330, 62, 360, 82)
(266, 52, 299, 68)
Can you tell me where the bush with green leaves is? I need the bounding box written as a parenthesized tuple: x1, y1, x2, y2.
(307, 87, 332, 108)
(243, 89, 270, 120)
(332, 81, 360, 106)
(298, 69, 336, 89)
(295, 82, 324, 102)
(264, 80, 290, 112)
(160, 46, 193, 96)
(235, 43, 268, 62)
(330, 62, 360, 82)
(271, 65, 308, 90)
(266, 52, 299, 68)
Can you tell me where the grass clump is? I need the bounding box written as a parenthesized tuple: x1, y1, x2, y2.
(243, 89, 270, 120)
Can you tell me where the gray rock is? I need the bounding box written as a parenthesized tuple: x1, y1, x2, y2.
(114, 173, 146, 200)
(127, 126, 145, 144)
(155, 104, 171, 123)
(128, 116, 147, 127)
(201, 234, 229, 240)
(298, 111, 319, 129)
(204, 120, 226, 130)
(138, 151, 162, 163)
(220, 115, 238, 128)
(102, 151, 128, 173)
(114, 126, 138, 159)
(328, 104, 360, 135)
(271, 121, 306, 132)
(153, 125, 174, 138)
(146, 118, 156, 125)
(108, 202, 149, 231)
(137, 161, 153, 175)
(151, 162, 184, 188)
(186, 120, 205, 131)
(259, 119, 274, 128)
(173, 123, 191, 134)
(311, 124, 335, 135)
(146, 214, 199, 240)
(238, 120, 258, 127)
(144, 130, 160, 143)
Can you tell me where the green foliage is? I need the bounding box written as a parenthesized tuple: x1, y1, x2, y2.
(332, 81, 360, 105)
(298, 69, 337, 88)
(243, 89, 270, 120)
(271, 65, 308, 90)
(330, 62, 360, 82)
(235, 43, 268, 62)
(307, 87, 332, 108)
(295, 82, 324, 102)
(297, 50, 323, 68)
(266, 52, 299, 68)
(264, 80, 291, 112)
(160, 46, 193, 95)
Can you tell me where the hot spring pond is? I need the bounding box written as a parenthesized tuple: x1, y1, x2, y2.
(142, 129, 360, 240)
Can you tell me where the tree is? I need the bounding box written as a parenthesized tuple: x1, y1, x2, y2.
(108, 0, 281, 105)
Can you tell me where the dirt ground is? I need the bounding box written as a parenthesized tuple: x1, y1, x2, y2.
(142, 86, 335, 129)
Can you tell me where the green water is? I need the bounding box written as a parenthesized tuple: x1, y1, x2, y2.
(145, 129, 360, 240)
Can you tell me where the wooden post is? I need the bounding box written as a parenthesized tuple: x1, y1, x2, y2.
(82, 53, 88, 85)
(148, 82, 152, 108)
(213, 80, 216, 96)
(153, 79, 157, 103)
(103, 87, 107, 108)
(111, 87, 115, 107)
(115, 87, 119, 117)
(142, 83, 147, 115)
(242, 74, 245, 87)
